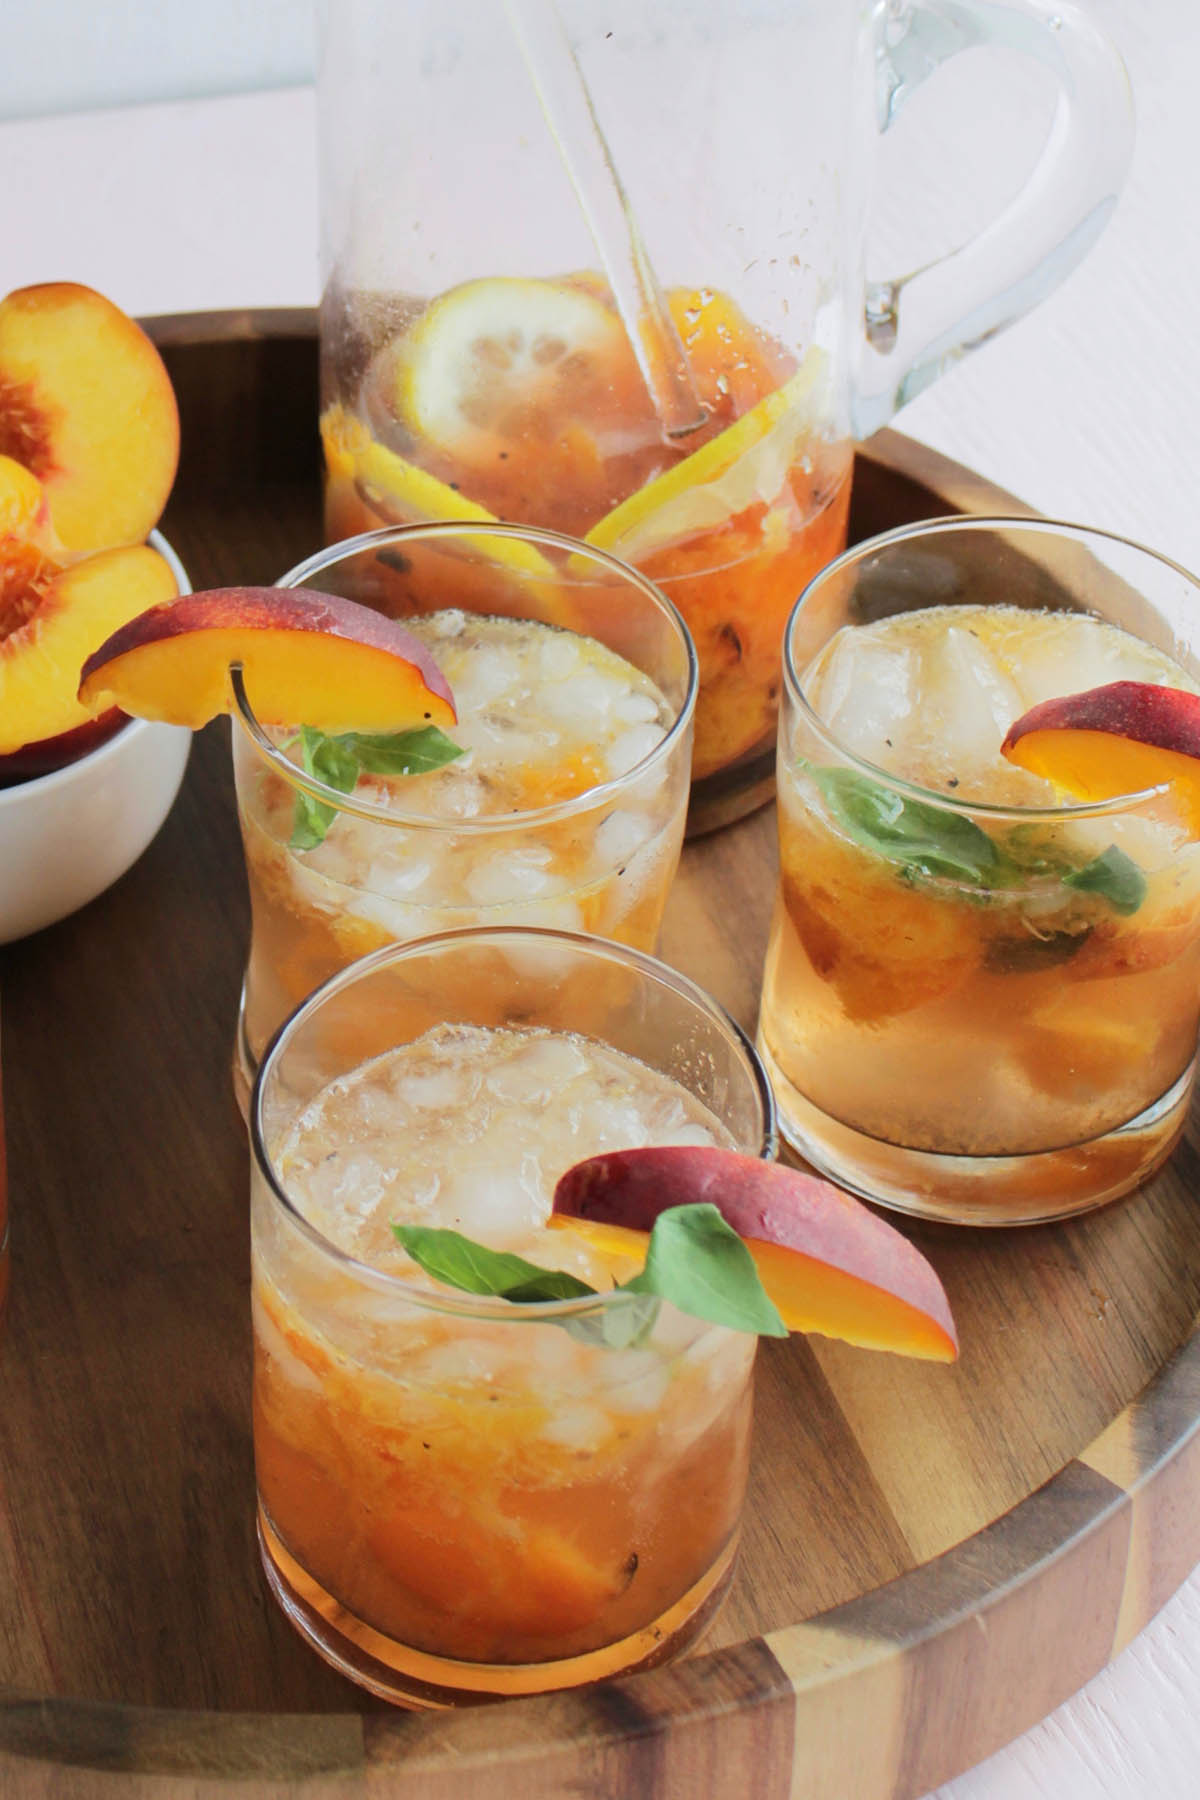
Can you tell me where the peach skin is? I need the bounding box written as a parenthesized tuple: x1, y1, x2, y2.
(1002, 680, 1200, 833)
(552, 1146, 958, 1361)
(78, 586, 457, 732)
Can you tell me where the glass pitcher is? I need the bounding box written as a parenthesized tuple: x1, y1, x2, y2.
(316, 0, 1132, 833)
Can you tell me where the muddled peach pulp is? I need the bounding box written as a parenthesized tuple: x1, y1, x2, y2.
(321, 276, 852, 782)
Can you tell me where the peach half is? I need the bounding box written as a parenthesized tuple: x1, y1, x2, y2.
(0, 541, 179, 768)
(79, 586, 457, 733)
(1002, 680, 1200, 832)
(0, 282, 179, 552)
(552, 1147, 958, 1361)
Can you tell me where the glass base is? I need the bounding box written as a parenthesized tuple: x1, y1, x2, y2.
(258, 1506, 739, 1709)
(758, 1038, 1195, 1227)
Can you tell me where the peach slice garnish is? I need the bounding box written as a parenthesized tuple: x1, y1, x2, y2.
(1001, 680, 1200, 832)
(0, 283, 179, 552)
(0, 541, 179, 766)
(552, 1147, 957, 1362)
(78, 586, 456, 733)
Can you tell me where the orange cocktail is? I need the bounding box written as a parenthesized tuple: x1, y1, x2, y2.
(251, 928, 773, 1706)
(231, 523, 696, 1096)
(758, 520, 1200, 1226)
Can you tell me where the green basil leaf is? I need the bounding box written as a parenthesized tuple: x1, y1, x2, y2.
(1063, 845, 1147, 916)
(807, 764, 1000, 885)
(288, 725, 462, 851)
(621, 1203, 787, 1338)
(561, 1292, 662, 1350)
(289, 725, 361, 851)
(391, 1223, 598, 1301)
(289, 789, 339, 852)
(344, 726, 464, 777)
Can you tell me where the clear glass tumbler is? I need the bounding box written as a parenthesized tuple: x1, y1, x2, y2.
(251, 926, 775, 1706)
(758, 518, 1200, 1226)
(232, 521, 696, 1103)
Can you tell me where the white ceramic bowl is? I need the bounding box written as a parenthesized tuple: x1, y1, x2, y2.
(0, 532, 192, 945)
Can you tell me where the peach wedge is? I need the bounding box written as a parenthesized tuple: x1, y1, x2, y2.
(1001, 680, 1200, 832)
(78, 587, 457, 733)
(0, 282, 179, 552)
(0, 542, 179, 765)
(552, 1147, 958, 1361)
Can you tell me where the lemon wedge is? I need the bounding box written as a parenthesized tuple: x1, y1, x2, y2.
(584, 349, 827, 565)
(319, 405, 556, 581)
(392, 276, 628, 463)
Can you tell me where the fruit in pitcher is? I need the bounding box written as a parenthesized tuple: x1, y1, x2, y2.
(393, 276, 640, 466)
(1002, 680, 1200, 831)
(78, 586, 457, 731)
(552, 1146, 958, 1361)
(0, 282, 179, 551)
(0, 542, 179, 772)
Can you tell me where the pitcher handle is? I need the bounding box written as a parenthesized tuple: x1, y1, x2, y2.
(852, 0, 1133, 437)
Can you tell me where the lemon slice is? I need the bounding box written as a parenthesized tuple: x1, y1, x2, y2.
(584, 349, 827, 565)
(320, 405, 556, 581)
(393, 276, 627, 461)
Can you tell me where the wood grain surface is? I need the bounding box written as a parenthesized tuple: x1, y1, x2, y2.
(2, 317, 1199, 1798)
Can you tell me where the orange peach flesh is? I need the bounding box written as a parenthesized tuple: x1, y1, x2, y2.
(78, 586, 457, 732)
(551, 1148, 958, 1362)
(0, 542, 179, 754)
(0, 282, 179, 551)
(1002, 681, 1200, 833)
(0, 454, 54, 544)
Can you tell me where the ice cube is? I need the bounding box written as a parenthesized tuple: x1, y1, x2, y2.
(540, 666, 626, 734)
(614, 690, 663, 727)
(593, 808, 659, 870)
(810, 630, 919, 768)
(434, 1160, 545, 1238)
(485, 1035, 589, 1105)
(604, 723, 666, 780)
(919, 624, 1024, 787)
(540, 1405, 612, 1452)
(537, 631, 584, 683)
(605, 1349, 670, 1414)
(464, 846, 557, 908)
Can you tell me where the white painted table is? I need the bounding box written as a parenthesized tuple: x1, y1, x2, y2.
(2, 3, 1198, 1789)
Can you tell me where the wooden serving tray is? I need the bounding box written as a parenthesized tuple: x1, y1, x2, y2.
(3, 312, 1199, 1799)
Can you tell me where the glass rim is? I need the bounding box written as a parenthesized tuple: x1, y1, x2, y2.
(783, 513, 1200, 824)
(231, 519, 699, 832)
(249, 923, 778, 1320)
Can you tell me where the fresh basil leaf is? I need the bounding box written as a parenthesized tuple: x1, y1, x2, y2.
(289, 725, 361, 850)
(304, 726, 361, 795)
(622, 1203, 787, 1338)
(807, 764, 1000, 885)
(288, 724, 462, 850)
(391, 1223, 598, 1301)
(561, 1292, 662, 1350)
(1063, 845, 1146, 917)
(344, 726, 464, 777)
(290, 789, 338, 851)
